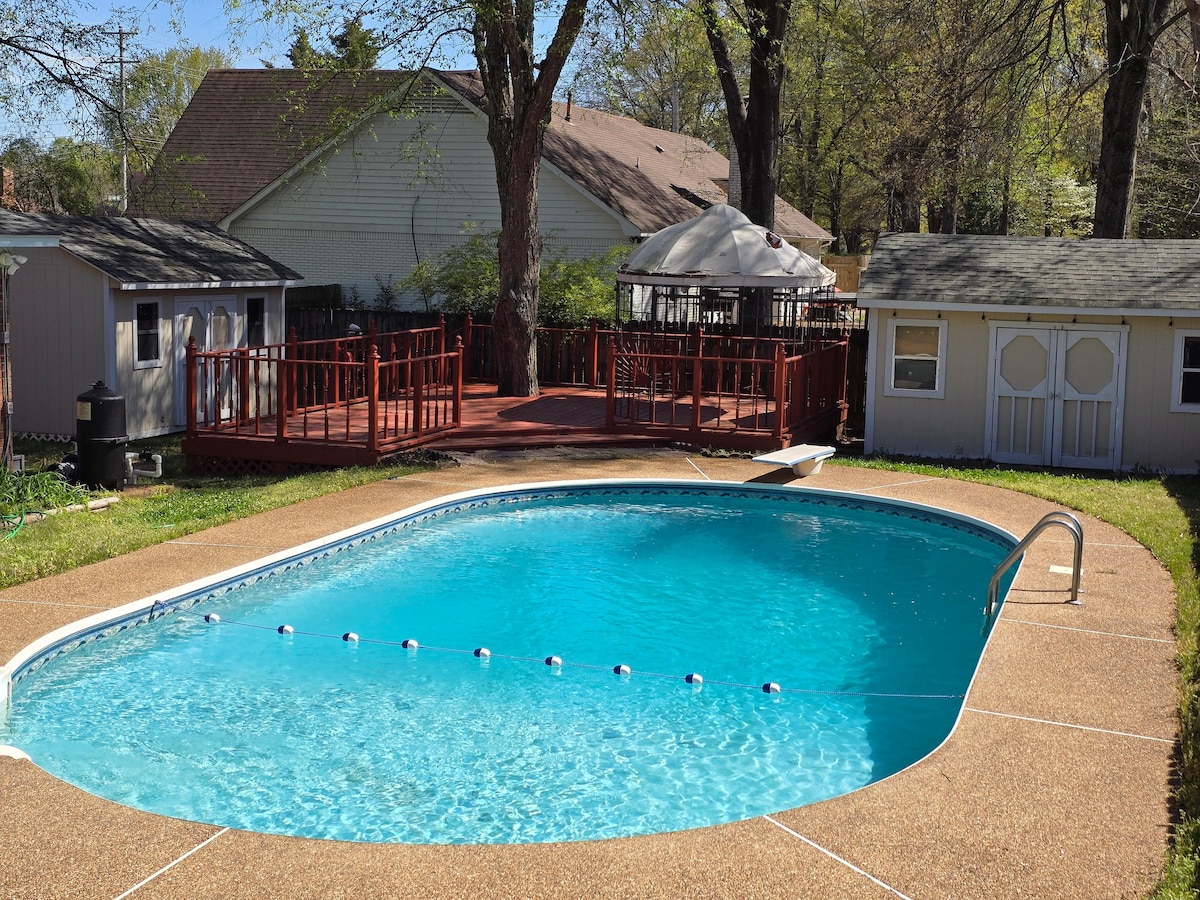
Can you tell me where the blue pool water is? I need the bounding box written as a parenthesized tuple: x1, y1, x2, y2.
(2, 483, 1015, 844)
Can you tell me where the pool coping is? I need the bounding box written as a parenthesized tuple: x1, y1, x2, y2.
(0, 455, 1176, 899)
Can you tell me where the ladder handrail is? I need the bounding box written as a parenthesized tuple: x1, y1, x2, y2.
(986, 511, 1083, 618)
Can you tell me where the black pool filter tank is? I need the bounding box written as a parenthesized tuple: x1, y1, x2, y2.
(75, 380, 128, 490)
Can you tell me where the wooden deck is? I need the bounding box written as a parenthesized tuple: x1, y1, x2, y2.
(182, 325, 850, 474)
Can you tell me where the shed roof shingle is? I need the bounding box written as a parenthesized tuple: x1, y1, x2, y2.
(857, 233, 1200, 311)
(0, 210, 302, 287)
(132, 68, 832, 242)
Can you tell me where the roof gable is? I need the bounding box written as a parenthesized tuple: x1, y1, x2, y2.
(858, 233, 1200, 311)
(0, 210, 302, 287)
(134, 68, 832, 242)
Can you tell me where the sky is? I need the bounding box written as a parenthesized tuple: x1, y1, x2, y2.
(17, 0, 480, 139)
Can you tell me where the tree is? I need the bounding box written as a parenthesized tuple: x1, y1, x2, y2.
(569, 2, 729, 143)
(1092, 0, 1178, 236)
(0, 1, 128, 135)
(101, 47, 235, 172)
(471, 1, 590, 396)
(285, 19, 382, 70)
(0, 137, 119, 214)
(698, 0, 792, 231)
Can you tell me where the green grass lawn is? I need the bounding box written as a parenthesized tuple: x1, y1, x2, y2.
(3, 442, 1198, 896)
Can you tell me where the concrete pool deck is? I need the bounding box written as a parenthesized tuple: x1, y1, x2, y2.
(0, 452, 1176, 899)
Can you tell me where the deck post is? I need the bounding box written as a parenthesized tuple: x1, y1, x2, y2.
(773, 343, 788, 442)
(185, 337, 198, 436)
(453, 337, 464, 426)
(690, 339, 703, 433)
(366, 344, 380, 453)
(286, 327, 298, 414)
(461, 314, 473, 382)
(588, 320, 600, 388)
(414, 349, 425, 436)
(604, 336, 617, 428)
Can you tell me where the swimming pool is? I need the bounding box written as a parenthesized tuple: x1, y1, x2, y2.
(1, 480, 1018, 844)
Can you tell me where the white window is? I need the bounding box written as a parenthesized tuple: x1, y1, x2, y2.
(134, 301, 162, 369)
(885, 318, 946, 398)
(1171, 329, 1200, 412)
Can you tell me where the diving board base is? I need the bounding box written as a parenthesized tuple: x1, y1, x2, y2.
(752, 444, 836, 477)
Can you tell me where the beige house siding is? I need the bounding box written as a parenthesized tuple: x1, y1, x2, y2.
(10, 247, 107, 438)
(227, 102, 631, 307)
(867, 307, 1200, 472)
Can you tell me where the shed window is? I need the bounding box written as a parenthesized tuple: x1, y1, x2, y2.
(134, 301, 161, 369)
(1171, 330, 1200, 412)
(885, 318, 946, 399)
(246, 297, 266, 347)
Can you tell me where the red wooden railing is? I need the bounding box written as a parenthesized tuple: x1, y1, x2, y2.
(185, 318, 848, 459)
(185, 327, 462, 454)
(605, 338, 848, 446)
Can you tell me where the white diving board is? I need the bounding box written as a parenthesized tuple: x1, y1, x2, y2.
(752, 444, 836, 477)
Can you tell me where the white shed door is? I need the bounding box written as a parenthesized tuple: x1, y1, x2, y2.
(175, 299, 237, 427)
(987, 325, 1126, 470)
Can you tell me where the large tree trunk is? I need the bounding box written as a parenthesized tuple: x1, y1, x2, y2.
(701, 0, 791, 231)
(491, 132, 542, 397)
(472, 1, 587, 397)
(1092, 0, 1173, 238)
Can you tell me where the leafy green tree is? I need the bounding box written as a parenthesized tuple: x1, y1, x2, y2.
(0, 137, 119, 214)
(285, 19, 382, 70)
(400, 231, 623, 326)
(569, 2, 729, 143)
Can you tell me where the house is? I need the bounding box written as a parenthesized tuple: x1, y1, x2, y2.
(130, 68, 833, 307)
(857, 233, 1200, 472)
(0, 210, 300, 440)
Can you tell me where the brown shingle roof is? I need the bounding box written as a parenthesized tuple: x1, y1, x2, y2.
(130, 70, 413, 221)
(133, 68, 832, 242)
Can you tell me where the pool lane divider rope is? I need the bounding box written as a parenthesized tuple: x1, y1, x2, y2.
(196, 612, 963, 701)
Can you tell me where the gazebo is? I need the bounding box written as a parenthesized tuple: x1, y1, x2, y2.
(615, 203, 837, 340)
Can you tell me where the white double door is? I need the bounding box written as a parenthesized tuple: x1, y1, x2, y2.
(986, 324, 1127, 470)
(175, 298, 237, 426)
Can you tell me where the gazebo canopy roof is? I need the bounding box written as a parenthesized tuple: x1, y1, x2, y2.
(616, 204, 835, 288)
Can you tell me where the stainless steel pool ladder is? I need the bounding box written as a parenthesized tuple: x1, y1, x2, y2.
(985, 511, 1083, 619)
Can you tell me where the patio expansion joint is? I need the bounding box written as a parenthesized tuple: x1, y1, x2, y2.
(963, 707, 1174, 744)
(164, 540, 288, 549)
(999, 616, 1174, 644)
(111, 826, 230, 900)
(762, 815, 915, 900)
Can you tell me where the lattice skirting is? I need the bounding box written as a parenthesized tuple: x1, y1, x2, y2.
(185, 455, 328, 477)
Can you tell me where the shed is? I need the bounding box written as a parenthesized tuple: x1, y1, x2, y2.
(0, 210, 301, 440)
(857, 233, 1200, 472)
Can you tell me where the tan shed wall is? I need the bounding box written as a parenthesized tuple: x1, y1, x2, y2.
(10, 247, 107, 437)
(868, 308, 1200, 472)
(1122, 318, 1200, 471)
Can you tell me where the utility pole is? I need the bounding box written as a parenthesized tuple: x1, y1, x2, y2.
(102, 27, 136, 213)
